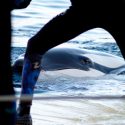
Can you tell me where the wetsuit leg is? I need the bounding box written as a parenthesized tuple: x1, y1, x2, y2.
(101, 7, 125, 60)
(107, 26, 125, 59)
(11, 0, 31, 10)
(0, 0, 16, 125)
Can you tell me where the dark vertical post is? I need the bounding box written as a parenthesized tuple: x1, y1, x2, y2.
(0, 0, 16, 125)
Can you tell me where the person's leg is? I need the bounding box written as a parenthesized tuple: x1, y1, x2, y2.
(101, 4, 125, 60)
(0, 1, 16, 125)
(17, 5, 97, 122)
(16, 54, 41, 125)
(108, 24, 125, 60)
(11, 0, 31, 10)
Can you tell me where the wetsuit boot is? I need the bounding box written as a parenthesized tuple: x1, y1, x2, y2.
(16, 55, 41, 125)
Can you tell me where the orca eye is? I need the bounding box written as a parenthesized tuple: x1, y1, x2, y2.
(80, 57, 92, 65)
(84, 58, 91, 64)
